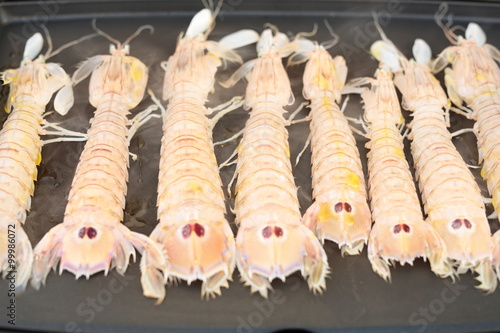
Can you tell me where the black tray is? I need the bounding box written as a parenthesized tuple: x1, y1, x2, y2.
(0, 1, 499, 332)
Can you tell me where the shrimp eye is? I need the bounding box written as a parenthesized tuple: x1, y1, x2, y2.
(182, 224, 192, 238)
(262, 226, 273, 239)
(393, 224, 410, 234)
(451, 219, 462, 230)
(194, 223, 205, 237)
(274, 226, 284, 238)
(334, 202, 352, 213)
(87, 227, 97, 239)
(463, 219, 472, 229)
(78, 227, 98, 239)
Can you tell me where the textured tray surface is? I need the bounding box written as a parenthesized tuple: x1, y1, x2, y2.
(0, 1, 499, 332)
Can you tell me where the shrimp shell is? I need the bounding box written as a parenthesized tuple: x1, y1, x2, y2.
(431, 22, 500, 284)
(294, 46, 371, 255)
(144, 30, 242, 302)
(360, 69, 450, 282)
(0, 35, 75, 290)
(387, 41, 495, 292)
(31, 38, 166, 292)
(227, 29, 328, 297)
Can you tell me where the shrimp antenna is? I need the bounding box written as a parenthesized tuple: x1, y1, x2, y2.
(213, 0, 224, 18)
(122, 25, 154, 48)
(321, 19, 339, 50)
(434, 3, 460, 44)
(201, 0, 214, 11)
(295, 24, 318, 41)
(46, 31, 101, 59)
(204, 0, 223, 39)
(450, 25, 466, 38)
(40, 25, 54, 59)
(263, 23, 280, 36)
(92, 19, 122, 49)
(372, 13, 390, 43)
(372, 13, 406, 59)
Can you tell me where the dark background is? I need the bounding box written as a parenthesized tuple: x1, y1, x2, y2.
(0, 1, 499, 332)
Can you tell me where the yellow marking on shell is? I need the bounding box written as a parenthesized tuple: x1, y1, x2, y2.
(347, 171, 360, 190)
(36, 150, 42, 165)
(318, 203, 334, 224)
(446, 52, 454, 63)
(322, 97, 332, 105)
(393, 146, 404, 158)
(398, 115, 405, 125)
(209, 53, 220, 61)
(312, 74, 330, 90)
(317, 202, 355, 226)
(186, 181, 203, 193)
(343, 210, 355, 225)
(130, 61, 143, 82)
(481, 166, 486, 179)
(20, 191, 29, 206)
(285, 145, 290, 158)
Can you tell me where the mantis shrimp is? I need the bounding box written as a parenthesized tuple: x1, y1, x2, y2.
(30, 24, 167, 290)
(222, 28, 328, 297)
(347, 65, 451, 282)
(285, 34, 372, 255)
(371, 24, 495, 291)
(141, 8, 258, 302)
(0, 31, 94, 291)
(430, 4, 500, 282)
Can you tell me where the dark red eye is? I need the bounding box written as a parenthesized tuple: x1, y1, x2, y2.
(451, 219, 462, 230)
(393, 225, 401, 234)
(344, 203, 352, 213)
(262, 226, 272, 238)
(182, 224, 192, 238)
(334, 202, 343, 213)
(274, 227, 284, 238)
(78, 227, 86, 239)
(87, 227, 97, 239)
(194, 223, 205, 237)
(463, 219, 472, 229)
(402, 224, 410, 233)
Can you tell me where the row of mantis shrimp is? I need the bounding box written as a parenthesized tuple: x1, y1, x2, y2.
(1, 4, 500, 304)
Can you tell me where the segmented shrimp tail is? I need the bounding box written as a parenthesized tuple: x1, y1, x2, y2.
(368, 218, 453, 282)
(146, 215, 235, 300)
(303, 190, 371, 255)
(474, 260, 497, 294)
(0, 219, 32, 292)
(236, 218, 328, 298)
(430, 212, 496, 293)
(31, 222, 165, 290)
